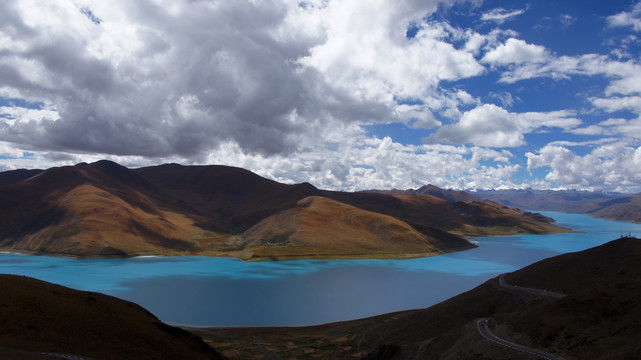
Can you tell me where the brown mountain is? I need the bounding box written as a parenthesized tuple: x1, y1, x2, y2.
(234, 196, 472, 260)
(477, 189, 641, 223)
(0, 161, 567, 259)
(0, 161, 203, 256)
(0, 274, 226, 360)
(200, 237, 641, 359)
(0, 168, 44, 187)
(371, 184, 482, 203)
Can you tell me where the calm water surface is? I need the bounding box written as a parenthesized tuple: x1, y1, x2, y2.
(1, 212, 640, 326)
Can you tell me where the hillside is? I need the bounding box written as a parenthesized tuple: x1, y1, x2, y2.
(234, 196, 473, 260)
(370, 184, 482, 203)
(0, 274, 226, 360)
(0, 161, 203, 257)
(477, 189, 641, 223)
(0, 161, 567, 259)
(198, 237, 641, 359)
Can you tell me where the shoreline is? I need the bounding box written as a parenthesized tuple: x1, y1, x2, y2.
(0, 243, 479, 261)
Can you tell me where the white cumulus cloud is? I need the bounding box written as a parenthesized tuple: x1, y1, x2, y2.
(527, 143, 641, 192)
(608, 1, 641, 32)
(482, 38, 549, 65)
(424, 104, 581, 148)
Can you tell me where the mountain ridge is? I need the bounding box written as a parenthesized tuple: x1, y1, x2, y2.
(476, 188, 641, 223)
(0, 161, 568, 259)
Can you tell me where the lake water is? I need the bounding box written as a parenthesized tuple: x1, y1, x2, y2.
(1, 212, 641, 327)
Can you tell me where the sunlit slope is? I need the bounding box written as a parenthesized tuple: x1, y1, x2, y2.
(235, 196, 473, 259)
(0, 161, 202, 256)
(329, 192, 567, 237)
(0, 160, 569, 258)
(11, 183, 201, 256)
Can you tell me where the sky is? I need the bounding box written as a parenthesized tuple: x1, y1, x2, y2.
(1, 0, 641, 192)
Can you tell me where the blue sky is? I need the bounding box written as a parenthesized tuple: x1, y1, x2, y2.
(1, 0, 641, 192)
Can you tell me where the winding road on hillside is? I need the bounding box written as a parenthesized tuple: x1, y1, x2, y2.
(476, 318, 563, 360)
(498, 274, 566, 299)
(252, 336, 284, 360)
(475, 274, 567, 359)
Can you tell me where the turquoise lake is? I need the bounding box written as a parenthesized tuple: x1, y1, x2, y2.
(1, 212, 641, 326)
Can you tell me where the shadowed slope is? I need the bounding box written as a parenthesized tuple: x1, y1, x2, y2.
(0, 161, 568, 258)
(0, 275, 226, 360)
(360, 237, 641, 359)
(0, 161, 202, 256)
(370, 184, 482, 203)
(327, 192, 566, 236)
(0, 168, 44, 187)
(133, 163, 321, 233)
(235, 196, 474, 260)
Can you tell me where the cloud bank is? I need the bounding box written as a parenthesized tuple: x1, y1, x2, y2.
(1, 0, 641, 192)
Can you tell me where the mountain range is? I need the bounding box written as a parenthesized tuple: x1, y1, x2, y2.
(475, 189, 641, 223)
(374, 185, 641, 224)
(0, 160, 566, 259)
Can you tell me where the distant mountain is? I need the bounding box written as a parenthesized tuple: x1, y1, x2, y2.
(476, 189, 641, 223)
(0, 168, 44, 187)
(206, 237, 641, 359)
(0, 274, 226, 360)
(370, 184, 482, 203)
(0, 161, 567, 259)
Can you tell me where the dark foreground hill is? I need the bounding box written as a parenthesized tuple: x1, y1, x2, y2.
(0, 274, 226, 360)
(196, 237, 641, 359)
(0, 161, 567, 259)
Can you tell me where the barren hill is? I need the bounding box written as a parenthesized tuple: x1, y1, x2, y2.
(0, 274, 226, 360)
(0, 161, 568, 259)
(370, 184, 481, 203)
(353, 237, 641, 359)
(477, 189, 641, 223)
(0, 161, 202, 256)
(234, 196, 472, 260)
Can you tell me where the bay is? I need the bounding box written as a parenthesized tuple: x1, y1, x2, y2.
(1, 212, 640, 326)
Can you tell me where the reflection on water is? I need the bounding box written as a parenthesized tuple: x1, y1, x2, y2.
(1, 212, 640, 326)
